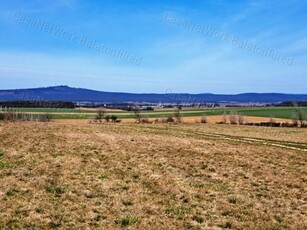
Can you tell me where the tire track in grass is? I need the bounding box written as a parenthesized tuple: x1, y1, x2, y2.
(187, 131, 307, 152)
(131, 125, 307, 153)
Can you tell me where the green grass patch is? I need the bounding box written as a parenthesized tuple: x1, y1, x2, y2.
(6, 107, 307, 120)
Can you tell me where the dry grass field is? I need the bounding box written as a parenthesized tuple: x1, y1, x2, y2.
(0, 122, 306, 229)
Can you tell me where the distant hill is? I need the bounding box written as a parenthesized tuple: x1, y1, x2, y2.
(0, 85, 306, 104)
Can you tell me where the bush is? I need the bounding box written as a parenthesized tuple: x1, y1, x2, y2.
(4, 111, 14, 121)
(244, 122, 254, 126)
(95, 109, 105, 123)
(140, 118, 150, 123)
(159, 118, 167, 123)
(245, 122, 299, 128)
(238, 115, 245, 125)
(229, 113, 238, 124)
(292, 119, 299, 127)
(200, 116, 207, 124)
(166, 116, 175, 123)
(257, 121, 281, 127)
(222, 114, 227, 124)
(105, 115, 111, 122)
(281, 122, 295, 128)
(269, 118, 279, 127)
(110, 115, 118, 122)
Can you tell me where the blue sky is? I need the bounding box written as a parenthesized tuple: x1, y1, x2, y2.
(0, 0, 306, 93)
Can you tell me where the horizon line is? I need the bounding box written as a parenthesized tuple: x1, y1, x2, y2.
(0, 85, 307, 95)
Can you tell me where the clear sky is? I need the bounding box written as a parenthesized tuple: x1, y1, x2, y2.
(0, 0, 306, 93)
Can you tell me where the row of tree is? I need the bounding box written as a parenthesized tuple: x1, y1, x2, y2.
(94, 105, 306, 126)
(0, 110, 52, 122)
(275, 101, 307, 107)
(131, 106, 183, 123)
(0, 101, 75, 108)
(93, 106, 183, 124)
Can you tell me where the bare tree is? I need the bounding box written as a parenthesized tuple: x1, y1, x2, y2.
(294, 106, 305, 127)
(200, 115, 207, 124)
(238, 114, 245, 125)
(222, 113, 227, 124)
(229, 111, 238, 124)
(95, 108, 105, 123)
(292, 118, 298, 127)
(174, 105, 182, 123)
(132, 105, 142, 123)
(269, 117, 276, 127)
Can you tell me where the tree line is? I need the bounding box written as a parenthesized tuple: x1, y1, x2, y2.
(0, 101, 75, 108)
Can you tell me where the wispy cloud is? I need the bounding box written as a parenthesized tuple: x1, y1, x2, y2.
(221, 0, 267, 30)
(0, 0, 306, 93)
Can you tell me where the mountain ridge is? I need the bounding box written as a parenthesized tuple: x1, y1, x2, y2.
(0, 86, 306, 104)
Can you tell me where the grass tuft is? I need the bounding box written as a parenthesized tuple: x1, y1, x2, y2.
(114, 216, 139, 227)
(191, 215, 204, 224)
(122, 200, 133, 206)
(0, 149, 4, 157)
(44, 183, 65, 197)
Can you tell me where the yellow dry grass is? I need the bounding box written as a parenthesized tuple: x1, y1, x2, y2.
(0, 122, 306, 229)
